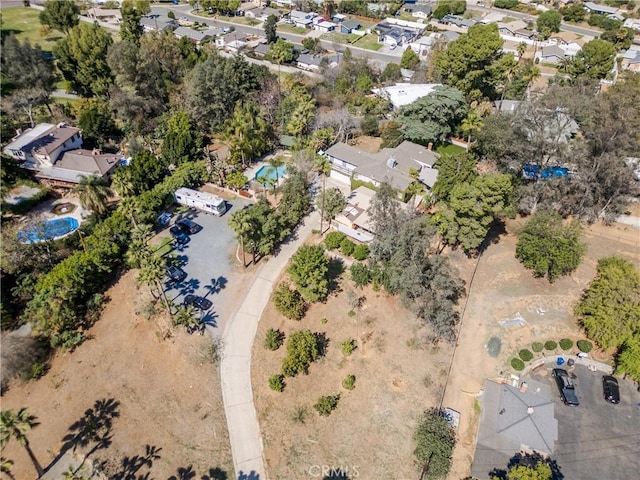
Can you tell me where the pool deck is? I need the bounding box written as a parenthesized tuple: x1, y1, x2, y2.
(17, 196, 89, 242)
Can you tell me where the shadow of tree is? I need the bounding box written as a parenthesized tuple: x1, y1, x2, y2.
(201, 467, 228, 480)
(111, 445, 162, 480)
(205, 276, 227, 297)
(323, 470, 350, 480)
(315, 332, 329, 358)
(327, 258, 345, 295)
(61, 398, 120, 455)
(237, 471, 260, 480)
(169, 465, 197, 480)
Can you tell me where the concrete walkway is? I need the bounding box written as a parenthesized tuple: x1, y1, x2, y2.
(220, 210, 320, 480)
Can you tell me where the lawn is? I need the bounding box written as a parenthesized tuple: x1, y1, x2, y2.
(435, 143, 466, 156)
(350, 33, 383, 51)
(277, 24, 308, 35)
(0, 6, 63, 53)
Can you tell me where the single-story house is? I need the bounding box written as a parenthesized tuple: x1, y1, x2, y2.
(493, 99, 521, 113)
(441, 30, 460, 42)
(583, 1, 619, 15)
(297, 52, 341, 71)
(514, 28, 536, 40)
(372, 83, 443, 109)
(340, 19, 362, 34)
(216, 31, 250, 50)
(410, 33, 438, 55)
(290, 10, 314, 28)
(621, 47, 640, 72)
(253, 43, 270, 57)
(376, 24, 419, 47)
(173, 26, 218, 45)
(440, 14, 476, 29)
(87, 7, 122, 23)
(315, 20, 337, 33)
(323, 140, 439, 193)
(3, 123, 119, 187)
(470, 379, 558, 480)
(535, 45, 568, 64)
(332, 13, 346, 23)
(332, 186, 376, 243)
(496, 20, 527, 37)
(140, 15, 175, 32)
(245, 6, 281, 22)
(403, 3, 432, 19)
(623, 18, 640, 32)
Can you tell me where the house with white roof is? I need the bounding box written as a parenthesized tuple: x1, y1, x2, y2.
(583, 1, 620, 15)
(173, 26, 221, 45)
(140, 15, 175, 32)
(621, 46, 640, 72)
(623, 18, 640, 32)
(372, 83, 443, 109)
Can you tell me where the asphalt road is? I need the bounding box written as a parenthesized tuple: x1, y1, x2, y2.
(529, 365, 640, 480)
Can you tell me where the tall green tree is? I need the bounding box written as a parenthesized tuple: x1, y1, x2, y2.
(228, 208, 253, 267)
(224, 102, 270, 168)
(137, 254, 171, 314)
(0, 408, 42, 478)
(432, 153, 477, 202)
(434, 23, 513, 100)
(536, 10, 562, 38)
(39, 0, 79, 34)
(0, 35, 56, 93)
(264, 14, 278, 44)
(120, 0, 151, 43)
(397, 85, 468, 145)
(616, 338, 640, 382)
(162, 110, 202, 166)
(515, 211, 586, 282)
(75, 99, 117, 148)
(53, 23, 113, 97)
(400, 47, 420, 70)
(317, 187, 345, 225)
(433, 173, 512, 254)
(73, 176, 114, 215)
(414, 408, 456, 479)
(267, 38, 296, 65)
(287, 245, 330, 303)
(569, 39, 616, 80)
(575, 256, 640, 351)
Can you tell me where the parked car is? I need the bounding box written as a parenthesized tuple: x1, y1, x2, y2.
(176, 218, 202, 235)
(157, 211, 172, 227)
(169, 225, 190, 245)
(552, 368, 580, 406)
(184, 295, 213, 311)
(166, 265, 187, 282)
(602, 375, 620, 404)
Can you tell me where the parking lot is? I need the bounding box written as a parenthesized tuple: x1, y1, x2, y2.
(160, 198, 251, 332)
(528, 364, 640, 479)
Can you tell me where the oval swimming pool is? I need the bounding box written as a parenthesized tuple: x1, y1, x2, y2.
(254, 164, 287, 184)
(18, 217, 80, 244)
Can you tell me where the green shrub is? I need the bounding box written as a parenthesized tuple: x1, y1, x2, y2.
(340, 238, 355, 256)
(341, 338, 357, 356)
(320, 317, 328, 324)
(290, 405, 308, 424)
(347, 310, 356, 317)
(272, 282, 306, 320)
(342, 374, 356, 390)
(269, 374, 285, 392)
(324, 231, 346, 250)
(281, 330, 319, 377)
(532, 342, 544, 353)
(577, 340, 593, 353)
(559, 338, 573, 350)
(314, 394, 340, 416)
(511, 358, 525, 371)
(544, 340, 557, 351)
(264, 328, 285, 351)
(350, 262, 371, 287)
(352, 244, 370, 261)
(487, 337, 502, 358)
(20, 361, 48, 381)
(519, 349, 533, 362)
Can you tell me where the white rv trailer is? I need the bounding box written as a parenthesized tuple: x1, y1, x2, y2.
(174, 187, 227, 216)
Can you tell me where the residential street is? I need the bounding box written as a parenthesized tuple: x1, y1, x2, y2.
(220, 210, 320, 479)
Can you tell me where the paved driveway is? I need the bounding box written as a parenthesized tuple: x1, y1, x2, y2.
(528, 365, 640, 479)
(162, 198, 250, 332)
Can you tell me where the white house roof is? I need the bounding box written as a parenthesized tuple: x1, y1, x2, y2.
(584, 1, 619, 14)
(174, 26, 213, 42)
(372, 83, 443, 108)
(3, 124, 57, 156)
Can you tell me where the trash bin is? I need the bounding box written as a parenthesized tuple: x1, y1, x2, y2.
(567, 358, 575, 367)
(557, 357, 565, 366)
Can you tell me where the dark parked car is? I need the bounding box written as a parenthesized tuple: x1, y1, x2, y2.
(184, 294, 212, 311)
(552, 368, 580, 406)
(166, 265, 187, 282)
(176, 218, 202, 235)
(169, 225, 190, 245)
(602, 375, 620, 404)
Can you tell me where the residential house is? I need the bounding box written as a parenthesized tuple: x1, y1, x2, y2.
(376, 22, 420, 47)
(623, 18, 640, 32)
(340, 19, 362, 34)
(401, 68, 415, 81)
(245, 6, 281, 21)
(583, 1, 620, 15)
(470, 380, 558, 480)
(439, 14, 476, 29)
(332, 13, 346, 23)
(496, 20, 528, 37)
(493, 99, 521, 113)
(315, 20, 337, 32)
(403, 3, 432, 19)
(536, 45, 569, 64)
(323, 140, 439, 193)
(173, 26, 219, 45)
(441, 30, 460, 42)
(3, 123, 119, 187)
(297, 53, 341, 71)
(621, 46, 640, 72)
(332, 186, 377, 243)
(410, 32, 439, 55)
(372, 83, 443, 109)
(514, 28, 536, 40)
(253, 42, 270, 57)
(290, 10, 314, 28)
(87, 7, 122, 23)
(216, 31, 250, 50)
(140, 15, 175, 32)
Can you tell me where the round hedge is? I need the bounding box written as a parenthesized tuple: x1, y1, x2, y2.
(577, 340, 593, 353)
(519, 349, 533, 361)
(559, 338, 573, 351)
(544, 340, 557, 351)
(511, 358, 525, 371)
(531, 342, 544, 353)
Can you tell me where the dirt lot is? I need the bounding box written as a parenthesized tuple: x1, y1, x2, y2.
(443, 218, 640, 479)
(252, 263, 454, 480)
(1, 271, 233, 480)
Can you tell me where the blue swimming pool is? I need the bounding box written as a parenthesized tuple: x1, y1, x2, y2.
(254, 165, 287, 184)
(18, 217, 80, 244)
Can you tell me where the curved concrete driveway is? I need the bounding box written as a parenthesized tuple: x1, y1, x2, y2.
(220, 211, 319, 480)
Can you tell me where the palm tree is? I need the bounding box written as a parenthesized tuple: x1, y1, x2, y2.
(517, 42, 527, 62)
(173, 304, 201, 333)
(138, 255, 171, 314)
(268, 156, 285, 201)
(558, 56, 573, 74)
(228, 209, 253, 268)
(110, 168, 134, 198)
(461, 112, 483, 145)
(0, 408, 42, 478)
(256, 174, 275, 197)
(73, 175, 113, 215)
(119, 197, 140, 228)
(313, 155, 331, 234)
(224, 102, 269, 169)
(1, 456, 15, 480)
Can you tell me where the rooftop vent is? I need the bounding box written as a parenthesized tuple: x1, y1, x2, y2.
(386, 156, 397, 168)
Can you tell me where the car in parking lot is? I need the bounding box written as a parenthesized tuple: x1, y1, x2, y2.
(184, 294, 212, 311)
(552, 368, 580, 406)
(166, 265, 187, 282)
(176, 218, 202, 235)
(169, 225, 190, 245)
(602, 375, 620, 404)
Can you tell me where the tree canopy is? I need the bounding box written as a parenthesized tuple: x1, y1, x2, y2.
(39, 0, 79, 34)
(281, 329, 319, 376)
(120, 0, 151, 43)
(414, 408, 456, 480)
(398, 85, 468, 145)
(536, 10, 562, 38)
(569, 39, 616, 80)
(515, 211, 586, 282)
(287, 245, 330, 303)
(432, 153, 478, 202)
